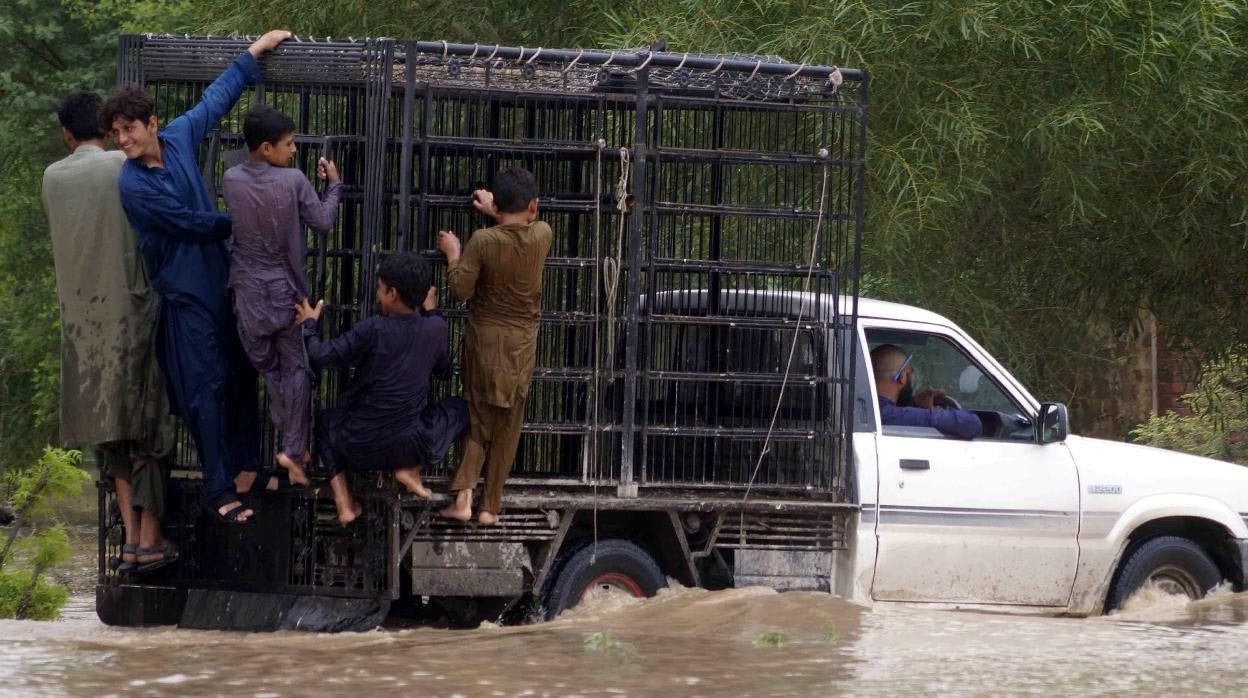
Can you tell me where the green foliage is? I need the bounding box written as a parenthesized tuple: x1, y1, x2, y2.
(0, 569, 69, 621)
(0, 448, 85, 619)
(177, 0, 1248, 431)
(1131, 354, 1248, 465)
(19, 524, 73, 571)
(8, 447, 89, 520)
(819, 625, 839, 645)
(4, 1, 1248, 448)
(753, 630, 791, 648)
(0, 2, 108, 471)
(583, 629, 622, 651)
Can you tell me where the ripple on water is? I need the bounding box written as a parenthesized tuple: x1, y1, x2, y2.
(0, 587, 1245, 696)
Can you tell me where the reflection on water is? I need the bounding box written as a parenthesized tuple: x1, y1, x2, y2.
(2, 582, 1248, 696)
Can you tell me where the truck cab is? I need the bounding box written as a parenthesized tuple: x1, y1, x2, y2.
(848, 298, 1248, 614)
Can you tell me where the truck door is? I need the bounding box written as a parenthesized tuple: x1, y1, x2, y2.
(865, 325, 1080, 607)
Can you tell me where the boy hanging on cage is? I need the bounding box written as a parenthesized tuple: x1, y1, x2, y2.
(295, 252, 469, 525)
(222, 105, 342, 489)
(103, 30, 289, 525)
(438, 168, 552, 525)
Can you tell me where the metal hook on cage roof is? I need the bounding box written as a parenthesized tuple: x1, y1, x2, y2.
(709, 57, 725, 74)
(747, 59, 763, 82)
(561, 48, 585, 74)
(526, 47, 543, 63)
(675, 53, 689, 70)
(784, 63, 807, 81)
(441, 40, 449, 60)
(627, 51, 654, 74)
(603, 50, 617, 67)
(517, 46, 526, 62)
(468, 43, 481, 61)
(485, 44, 500, 62)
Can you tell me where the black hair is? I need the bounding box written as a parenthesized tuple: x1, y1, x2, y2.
(491, 167, 538, 213)
(98, 87, 155, 131)
(377, 252, 431, 308)
(57, 91, 104, 141)
(243, 105, 297, 151)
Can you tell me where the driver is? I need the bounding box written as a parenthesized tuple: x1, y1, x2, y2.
(871, 343, 981, 439)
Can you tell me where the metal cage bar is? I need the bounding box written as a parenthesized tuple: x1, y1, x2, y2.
(119, 34, 866, 501)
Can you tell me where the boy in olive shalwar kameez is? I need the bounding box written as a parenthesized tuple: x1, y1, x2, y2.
(438, 169, 551, 525)
(42, 91, 176, 572)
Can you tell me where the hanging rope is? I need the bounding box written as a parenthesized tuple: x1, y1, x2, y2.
(602, 147, 631, 384)
(743, 148, 832, 502)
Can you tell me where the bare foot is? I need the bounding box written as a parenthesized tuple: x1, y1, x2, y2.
(439, 490, 473, 521)
(337, 500, 362, 526)
(477, 511, 498, 526)
(394, 468, 432, 498)
(276, 452, 310, 486)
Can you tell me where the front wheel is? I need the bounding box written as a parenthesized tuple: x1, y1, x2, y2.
(542, 539, 666, 620)
(1107, 536, 1223, 610)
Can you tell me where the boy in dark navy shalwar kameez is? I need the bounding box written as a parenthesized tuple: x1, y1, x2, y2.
(103, 30, 292, 523)
(297, 253, 469, 525)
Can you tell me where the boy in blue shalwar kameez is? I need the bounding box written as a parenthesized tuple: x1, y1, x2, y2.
(101, 30, 292, 524)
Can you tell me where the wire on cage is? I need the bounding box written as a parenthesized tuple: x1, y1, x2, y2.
(626, 51, 654, 74)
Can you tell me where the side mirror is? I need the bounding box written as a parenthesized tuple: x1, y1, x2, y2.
(1036, 403, 1069, 444)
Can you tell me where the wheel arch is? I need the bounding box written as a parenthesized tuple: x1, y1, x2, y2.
(549, 509, 699, 589)
(1114, 515, 1246, 592)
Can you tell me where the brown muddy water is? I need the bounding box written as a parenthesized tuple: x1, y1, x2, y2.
(6, 525, 1248, 696)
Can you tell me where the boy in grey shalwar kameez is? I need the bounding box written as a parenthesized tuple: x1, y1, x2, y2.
(223, 106, 341, 485)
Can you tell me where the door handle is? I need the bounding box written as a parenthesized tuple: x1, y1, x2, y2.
(900, 459, 930, 470)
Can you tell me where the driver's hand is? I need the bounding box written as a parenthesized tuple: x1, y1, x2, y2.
(915, 388, 945, 409)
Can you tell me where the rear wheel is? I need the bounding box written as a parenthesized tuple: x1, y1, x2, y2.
(1107, 536, 1223, 610)
(542, 539, 666, 620)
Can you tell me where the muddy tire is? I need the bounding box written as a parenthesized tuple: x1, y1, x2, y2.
(542, 539, 666, 620)
(1107, 536, 1223, 610)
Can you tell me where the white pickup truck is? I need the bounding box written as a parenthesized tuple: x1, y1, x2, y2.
(841, 297, 1248, 614)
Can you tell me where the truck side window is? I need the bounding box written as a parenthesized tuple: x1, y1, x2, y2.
(866, 329, 1033, 442)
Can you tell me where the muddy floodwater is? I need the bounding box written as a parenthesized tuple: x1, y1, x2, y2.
(3, 569, 1248, 696)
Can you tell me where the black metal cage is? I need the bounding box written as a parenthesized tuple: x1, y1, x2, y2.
(115, 35, 866, 502)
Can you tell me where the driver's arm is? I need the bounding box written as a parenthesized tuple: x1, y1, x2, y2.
(930, 407, 982, 439)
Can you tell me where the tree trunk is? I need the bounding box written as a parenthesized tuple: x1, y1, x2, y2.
(0, 464, 51, 572)
(14, 561, 47, 619)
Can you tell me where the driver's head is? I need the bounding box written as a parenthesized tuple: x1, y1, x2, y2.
(870, 344, 911, 395)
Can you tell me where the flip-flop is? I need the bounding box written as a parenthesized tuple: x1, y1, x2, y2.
(135, 541, 179, 573)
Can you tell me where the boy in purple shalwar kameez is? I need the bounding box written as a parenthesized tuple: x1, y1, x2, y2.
(223, 106, 342, 486)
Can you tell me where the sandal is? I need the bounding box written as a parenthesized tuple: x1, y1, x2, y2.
(116, 543, 138, 573)
(136, 541, 179, 573)
(238, 469, 301, 494)
(209, 493, 255, 525)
